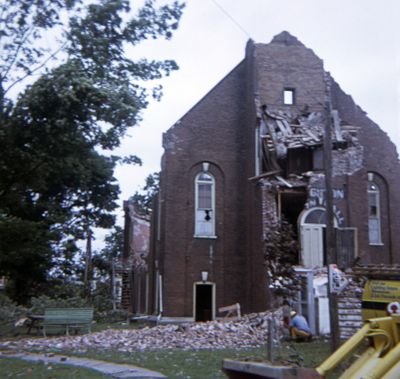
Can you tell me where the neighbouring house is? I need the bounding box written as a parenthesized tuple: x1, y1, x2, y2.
(128, 32, 400, 329)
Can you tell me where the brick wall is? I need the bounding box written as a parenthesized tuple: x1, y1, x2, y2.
(337, 276, 364, 339)
(331, 78, 400, 264)
(159, 61, 253, 316)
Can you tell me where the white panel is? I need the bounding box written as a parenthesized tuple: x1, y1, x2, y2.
(301, 225, 323, 268)
(318, 297, 331, 335)
(196, 210, 213, 236)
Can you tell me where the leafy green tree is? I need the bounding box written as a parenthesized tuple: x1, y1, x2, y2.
(91, 226, 124, 310)
(130, 172, 160, 215)
(0, 0, 184, 302)
(101, 225, 125, 261)
(89, 226, 124, 284)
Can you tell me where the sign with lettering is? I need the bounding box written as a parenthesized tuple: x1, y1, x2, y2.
(362, 280, 400, 320)
(309, 188, 345, 205)
(307, 187, 346, 226)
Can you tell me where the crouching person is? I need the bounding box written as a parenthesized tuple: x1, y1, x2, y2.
(289, 310, 312, 342)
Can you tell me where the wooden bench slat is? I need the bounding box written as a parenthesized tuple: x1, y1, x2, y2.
(42, 308, 94, 337)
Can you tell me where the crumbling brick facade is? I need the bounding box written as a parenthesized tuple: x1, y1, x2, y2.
(121, 201, 150, 313)
(146, 32, 400, 320)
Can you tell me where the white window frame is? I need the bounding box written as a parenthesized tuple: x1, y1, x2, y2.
(368, 179, 382, 245)
(194, 172, 216, 238)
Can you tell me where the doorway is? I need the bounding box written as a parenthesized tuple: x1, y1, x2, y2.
(194, 283, 215, 322)
(301, 223, 325, 267)
(299, 207, 337, 268)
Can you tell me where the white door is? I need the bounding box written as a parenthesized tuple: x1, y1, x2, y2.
(301, 224, 324, 267)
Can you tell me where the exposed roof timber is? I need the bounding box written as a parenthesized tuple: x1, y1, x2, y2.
(248, 169, 281, 181)
(256, 105, 361, 178)
(275, 175, 293, 188)
(332, 110, 343, 142)
(305, 129, 320, 142)
(260, 107, 359, 151)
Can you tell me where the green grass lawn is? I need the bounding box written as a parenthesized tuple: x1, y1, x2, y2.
(64, 339, 333, 379)
(0, 357, 109, 379)
(0, 340, 334, 379)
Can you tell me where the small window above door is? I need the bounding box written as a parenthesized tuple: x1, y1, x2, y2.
(303, 208, 327, 224)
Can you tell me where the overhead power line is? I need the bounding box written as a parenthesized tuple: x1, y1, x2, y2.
(209, 0, 252, 39)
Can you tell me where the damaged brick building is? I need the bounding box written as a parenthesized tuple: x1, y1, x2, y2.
(145, 31, 400, 322)
(120, 201, 150, 313)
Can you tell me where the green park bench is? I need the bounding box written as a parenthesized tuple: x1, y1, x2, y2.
(41, 308, 94, 337)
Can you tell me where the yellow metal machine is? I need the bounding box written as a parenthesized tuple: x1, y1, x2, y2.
(316, 314, 400, 378)
(316, 278, 400, 378)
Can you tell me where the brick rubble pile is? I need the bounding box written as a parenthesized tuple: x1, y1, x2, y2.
(2, 309, 283, 353)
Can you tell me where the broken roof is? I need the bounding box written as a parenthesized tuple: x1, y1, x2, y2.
(259, 106, 359, 152)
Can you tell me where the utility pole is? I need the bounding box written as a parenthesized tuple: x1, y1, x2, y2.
(324, 77, 341, 351)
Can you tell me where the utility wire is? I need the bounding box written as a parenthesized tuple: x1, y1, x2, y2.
(209, 0, 252, 39)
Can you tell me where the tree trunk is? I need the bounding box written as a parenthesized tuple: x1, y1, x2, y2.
(84, 228, 92, 298)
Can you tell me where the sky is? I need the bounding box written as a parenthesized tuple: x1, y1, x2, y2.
(109, 0, 400, 241)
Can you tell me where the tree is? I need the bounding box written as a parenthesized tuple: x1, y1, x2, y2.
(92, 226, 124, 310)
(130, 172, 160, 215)
(0, 0, 184, 302)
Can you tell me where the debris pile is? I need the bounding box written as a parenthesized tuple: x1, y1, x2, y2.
(256, 105, 362, 177)
(2, 309, 283, 353)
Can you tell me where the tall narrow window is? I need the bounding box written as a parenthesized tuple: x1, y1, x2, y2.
(195, 172, 215, 237)
(368, 180, 382, 245)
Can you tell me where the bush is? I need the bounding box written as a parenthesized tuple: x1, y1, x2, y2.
(95, 309, 130, 323)
(91, 282, 113, 313)
(42, 280, 84, 299)
(0, 293, 27, 334)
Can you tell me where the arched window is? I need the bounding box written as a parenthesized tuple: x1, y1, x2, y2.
(195, 172, 215, 237)
(368, 179, 382, 245)
(303, 208, 327, 225)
